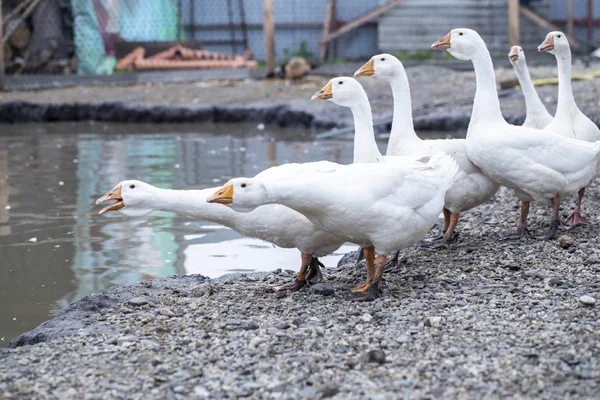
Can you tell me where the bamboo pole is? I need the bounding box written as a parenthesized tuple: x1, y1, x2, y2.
(263, 0, 275, 76)
(320, 0, 335, 61)
(508, 0, 519, 46)
(567, 0, 574, 37)
(0, 0, 4, 92)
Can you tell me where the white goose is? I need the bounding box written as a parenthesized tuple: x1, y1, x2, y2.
(208, 153, 459, 300)
(539, 31, 600, 225)
(353, 53, 498, 244)
(432, 28, 600, 239)
(508, 45, 554, 129)
(96, 175, 345, 292)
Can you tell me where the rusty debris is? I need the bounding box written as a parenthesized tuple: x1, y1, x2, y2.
(115, 45, 258, 71)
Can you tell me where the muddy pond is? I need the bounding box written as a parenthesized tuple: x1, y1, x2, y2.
(0, 122, 456, 345)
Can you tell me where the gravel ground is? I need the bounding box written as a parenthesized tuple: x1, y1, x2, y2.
(3, 62, 600, 130)
(2, 182, 599, 399)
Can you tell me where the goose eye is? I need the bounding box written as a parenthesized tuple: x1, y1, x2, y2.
(380, 57, 385, 61)
(338, 81, 343, 85)
(241, 183, 247, 188)
(458, 32, 463, 36)
(557, 34, 562, 38)
(130, 184, 135, 189)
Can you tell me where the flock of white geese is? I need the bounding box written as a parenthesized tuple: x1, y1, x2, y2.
(96, 29, 600, 301)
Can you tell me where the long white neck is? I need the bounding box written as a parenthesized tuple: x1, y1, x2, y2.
(387, 68, 420, 155)
(263, 179, 330, 216)
(148, 187, 239, 226)
(513, 60, 550, 118)
(554, 48, 578, 120)
(347, 94, 383, 163)
(469, 47, 506, 129)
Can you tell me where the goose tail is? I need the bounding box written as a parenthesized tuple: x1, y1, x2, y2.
(426, 152, 460, 192)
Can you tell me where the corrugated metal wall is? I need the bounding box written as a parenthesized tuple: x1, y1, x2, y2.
(179, 0, 379, 61)
(378, 0, 552, 56)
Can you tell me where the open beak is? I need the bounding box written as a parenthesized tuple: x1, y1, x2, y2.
(432, 32, 451, 49)
(538, 36, 554, 52)
(207, 183, 234, 204)
(354, 58, 375, 77)
(508, 46, 519, 61)
(311, 81, 333, 100)
(96, 183, 124, 215)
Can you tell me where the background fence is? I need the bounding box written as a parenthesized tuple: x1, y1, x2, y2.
(1, 0, 600, 81)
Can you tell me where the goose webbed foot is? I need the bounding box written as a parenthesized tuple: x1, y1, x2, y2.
(351, 281, 371, 293)
(305, 257, 324, 284)
(535, 219, 560, 240)
(422, 234, 445, 244)
(351, 282, 379, 302)
(276, 278, 307, 292)
(383, 251, 402, 272)
(564, 210, 585, 226)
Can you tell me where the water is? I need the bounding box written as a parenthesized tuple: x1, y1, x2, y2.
(0, 122, 371, 345)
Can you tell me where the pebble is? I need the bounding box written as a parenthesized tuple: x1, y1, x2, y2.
(362, 349, 386, 364)
(310, 282, 334, 296)
(158, 308, 175, 317)
(128, 297, 148, 307)
(557, 235, 574, 249)
(425, 316, 443, 328)
(579, 295, 596, 306)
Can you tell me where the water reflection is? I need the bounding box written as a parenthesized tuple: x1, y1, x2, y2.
(0, 122, 360, 344)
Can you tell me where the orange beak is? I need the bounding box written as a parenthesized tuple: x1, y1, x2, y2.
(354, 58, 375, 77)
(311, 81, 333, 100)
(432, 32, 451, 49)
(96, 183, 124, 215)
(538, 36, 554, 52)
(207, 183, 234, 204)
(508, 46, 519, 61)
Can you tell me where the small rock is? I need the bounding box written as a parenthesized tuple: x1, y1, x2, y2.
(310, 282, 334, 296)
(191, 283, 214, 297)
(158, 308, 175, 317)
(548, 278, 564, 287)
(140, 339, 160, 350)
(320, 384, 339, 398)
(275, 291, 287, 299)
(362, 349, 386, 364)
(360, 313, 373, 323)
(397, 334, 411, 344)
(557, 234, 573, 249)
(425, 316, 443, 328)
(584, 256, 600, 265)
(117, 335, 138, 346)
(128, 297, 148, 307)
(194, 385, 210, 397)
(579, 295, 596, 306)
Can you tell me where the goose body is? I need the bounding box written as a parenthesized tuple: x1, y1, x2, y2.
(433, 28, 600, 238)
(354, 53, 498, 243)
(96, 176, 344, 291)
(208, 152, 459, 299)
(539, 32, 600, 225)
(508, 46, 554, 129)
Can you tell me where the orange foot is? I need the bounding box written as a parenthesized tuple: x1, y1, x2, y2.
(351, 281, 371, 293)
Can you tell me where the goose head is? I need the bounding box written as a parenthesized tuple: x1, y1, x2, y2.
(432, 28, 485, 60)
(538, 31, 569, 55)
(207, 178, 267, 212)
(354, 53, 402, 80)
(311, 77, 367, 108)
(508, 45, 526, 67)
(96, 180, 156, 217)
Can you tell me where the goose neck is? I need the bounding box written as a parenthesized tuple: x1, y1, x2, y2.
(152, 187, 237, 225)
(470, 50, 505, 126)
(514, 61, 548, 116)
(554, 50, 578, 119)
(348, 96, 383, 163)
(387, 71, 419, 153)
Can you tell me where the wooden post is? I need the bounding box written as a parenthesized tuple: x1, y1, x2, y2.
(567, 0, 574, 36)
(320, 0, 335, 61)
(0, 0, 4, 92)
(508, 0, 519, 46)
(588, 0, 594, 41)
(263, 0, 275, 76)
